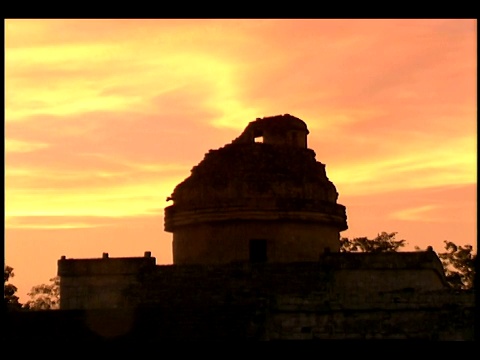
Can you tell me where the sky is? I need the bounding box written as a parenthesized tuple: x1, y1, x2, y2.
(5, 19, 477, 303)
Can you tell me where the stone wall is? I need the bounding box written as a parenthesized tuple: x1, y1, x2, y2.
(172, 221, 341, 264)
(58, 252, 156, 310)
(58, 251, 449, 310)
(54, 251, 475, 340)
(267, 290, 475, 340)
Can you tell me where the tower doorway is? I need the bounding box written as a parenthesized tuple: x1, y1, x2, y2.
(249, 239, 267, 263)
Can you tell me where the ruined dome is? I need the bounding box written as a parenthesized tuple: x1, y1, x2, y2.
(164, 114, 348, 265)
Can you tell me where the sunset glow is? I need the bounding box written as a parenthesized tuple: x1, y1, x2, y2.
(5, 19, 477, 303)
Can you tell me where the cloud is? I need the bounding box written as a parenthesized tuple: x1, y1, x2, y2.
(5, 139, 50, 153)
(340, 183, 476, 253)
(4, 20, 476, 305)
(5, 212, 165, 230)
(328, 133, 476, 195)
(390, 205, 440, 222)
(6, 168, 183, 217)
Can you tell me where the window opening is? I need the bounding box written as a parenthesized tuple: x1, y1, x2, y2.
(249, 239, 267, 263)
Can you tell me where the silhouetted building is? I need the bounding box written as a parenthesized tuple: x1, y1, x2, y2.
(6, 115, 475, 342)
(165, 114, 347, 264)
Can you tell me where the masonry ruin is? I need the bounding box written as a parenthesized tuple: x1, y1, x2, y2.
(164, 114, 347, 264)
(7, 114, 474, 342)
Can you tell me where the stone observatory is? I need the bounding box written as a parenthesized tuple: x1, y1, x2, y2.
(13, 114, 472, 342)
(164, 114, 348, 264)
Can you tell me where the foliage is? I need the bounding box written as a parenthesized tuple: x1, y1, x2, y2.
(340, 231, 406, 253)
(23, 276, 60, 310)
(4, 265, 23, 311)
(436, 241, 476, 290)
(341, 231, 475, 290)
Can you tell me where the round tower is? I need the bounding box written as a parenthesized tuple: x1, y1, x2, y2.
(164, 114, 348, 264)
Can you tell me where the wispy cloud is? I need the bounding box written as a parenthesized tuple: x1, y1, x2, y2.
(390, 205, 440, 222)
(4, 19, 476, 301)
(5, 139, 50, 153)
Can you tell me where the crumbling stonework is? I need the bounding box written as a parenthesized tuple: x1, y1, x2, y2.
(53, 251, 474, 340)
(9, 114, 473, 342)
(165, 114, 348, 264)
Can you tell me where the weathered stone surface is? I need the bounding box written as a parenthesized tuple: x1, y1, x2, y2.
(40, 114, 475, 341)
(46, 252, 476, 341)
(165, 114, 348, 264)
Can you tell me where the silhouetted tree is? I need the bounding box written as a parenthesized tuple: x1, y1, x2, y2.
(23, 276, 60, 310)
(4, 265, 23, 311)
(435, 241, 476, 290)
(340, 231, 406, 253)
(340, 232, 475, 290)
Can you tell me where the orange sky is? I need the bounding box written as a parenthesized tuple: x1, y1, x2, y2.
(5, 19, 477, 303)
